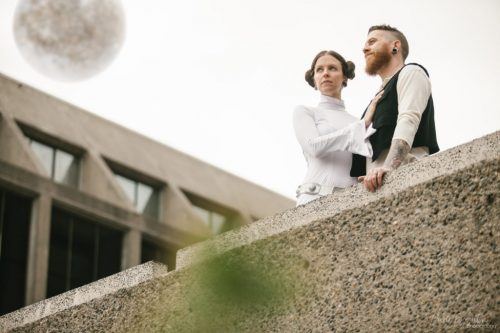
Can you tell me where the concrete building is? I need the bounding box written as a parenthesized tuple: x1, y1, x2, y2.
(0, 73, 294, 316)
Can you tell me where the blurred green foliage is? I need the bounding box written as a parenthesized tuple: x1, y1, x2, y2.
(167, 244, 306, 332)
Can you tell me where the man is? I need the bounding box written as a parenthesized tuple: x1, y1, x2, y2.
(351, 25, 439, 191)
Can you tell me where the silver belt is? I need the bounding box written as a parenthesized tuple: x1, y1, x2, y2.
(296, 183, 339, 198)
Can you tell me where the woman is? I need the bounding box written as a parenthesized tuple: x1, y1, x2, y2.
(294, 50, 381, 205)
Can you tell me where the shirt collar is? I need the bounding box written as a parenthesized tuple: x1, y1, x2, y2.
(381, 76, 392, 88)
(318, 94, 345, 110)
(381, 65, 405, 88)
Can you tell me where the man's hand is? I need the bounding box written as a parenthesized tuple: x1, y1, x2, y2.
(358, 167, 390, 192)
(358, 139, 412, 192)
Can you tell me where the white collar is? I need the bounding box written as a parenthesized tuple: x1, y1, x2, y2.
(318, 94, 345, 110)
(381, 65, 405, 88)
(381, 76, 392, 87)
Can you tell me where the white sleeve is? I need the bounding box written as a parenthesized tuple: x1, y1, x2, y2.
(393, 65, 431, 146)
(293, 105, 374, 158)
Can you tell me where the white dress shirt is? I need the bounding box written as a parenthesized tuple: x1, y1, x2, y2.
(294, 94, 375, 205)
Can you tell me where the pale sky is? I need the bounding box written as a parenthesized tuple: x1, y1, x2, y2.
(1, 0, 499, 199)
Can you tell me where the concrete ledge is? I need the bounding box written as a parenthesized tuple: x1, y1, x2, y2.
(0, 261, 168, 332)
(1, 131, 498, 332)
(176, 131, 500, 269)
(2, 152, 497, 332)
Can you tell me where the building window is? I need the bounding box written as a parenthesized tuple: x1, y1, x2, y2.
(183, 191, 236, 235)
(114, 174, 159, 220)
(28, 138, 79, 187)
(192, 205, 227, 235)
(141, 238, 176, 270)
(46, 208, 122, 298)
(0, 188, 32, 315)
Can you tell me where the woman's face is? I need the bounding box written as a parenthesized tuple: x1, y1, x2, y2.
(313, 55, 345, 99)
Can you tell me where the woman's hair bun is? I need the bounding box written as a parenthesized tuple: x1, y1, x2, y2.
(305, 69, 315, 88)
(345, 61, 355, 80)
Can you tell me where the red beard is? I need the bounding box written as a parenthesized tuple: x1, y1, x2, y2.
(365, 49, 391, 75)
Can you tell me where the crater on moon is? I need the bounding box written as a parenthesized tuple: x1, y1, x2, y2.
(13, 0, 126, 81)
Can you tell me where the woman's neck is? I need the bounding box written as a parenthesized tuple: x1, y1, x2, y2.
(319, 94, 345, 109)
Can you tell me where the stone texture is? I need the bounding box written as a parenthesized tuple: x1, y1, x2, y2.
(1, 131, 498, 332)
(0, 261, 168, 332)
(177, 131, 499, 269)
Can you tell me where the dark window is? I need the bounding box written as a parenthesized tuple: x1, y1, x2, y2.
(141, 238, 175, 270)
(114, 174, 159, 219)
(28, 139, 79, 187)
(46, 208, 122, 298)
(0, 189, 32, 315)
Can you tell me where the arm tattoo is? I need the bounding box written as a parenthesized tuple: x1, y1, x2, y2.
(383, 139, 411, 170)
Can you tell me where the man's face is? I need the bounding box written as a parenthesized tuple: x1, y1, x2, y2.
(363, 30, 393, 76)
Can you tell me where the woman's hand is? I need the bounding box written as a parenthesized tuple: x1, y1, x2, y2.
(364, 89, 384, 128)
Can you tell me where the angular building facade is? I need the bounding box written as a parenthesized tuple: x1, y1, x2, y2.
(0, 73, 294, 315)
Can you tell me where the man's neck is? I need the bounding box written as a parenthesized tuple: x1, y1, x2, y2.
(377, 59, 405, 81)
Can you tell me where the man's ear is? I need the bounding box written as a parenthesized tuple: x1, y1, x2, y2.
(393, 40, 401, 50)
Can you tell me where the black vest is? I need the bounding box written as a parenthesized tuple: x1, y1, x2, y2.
(350, 63, 439, 177)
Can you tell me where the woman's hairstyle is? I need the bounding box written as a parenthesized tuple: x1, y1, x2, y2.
(305, 50, 355, 88)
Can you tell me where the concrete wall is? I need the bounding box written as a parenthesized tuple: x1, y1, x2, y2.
(1, 132, 497, 332)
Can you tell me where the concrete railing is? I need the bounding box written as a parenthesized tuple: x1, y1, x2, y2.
(1, 131, 498, 332)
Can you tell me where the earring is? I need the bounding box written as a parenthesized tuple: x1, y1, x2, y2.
(392, 47, 398, 55)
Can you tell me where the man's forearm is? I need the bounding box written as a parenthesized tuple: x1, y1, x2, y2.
(383, 139, 411, 170)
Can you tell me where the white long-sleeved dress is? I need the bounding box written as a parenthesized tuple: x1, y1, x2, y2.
(293, 94, 374, 206)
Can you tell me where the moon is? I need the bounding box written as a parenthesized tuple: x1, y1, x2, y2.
(13, 0, 126, 81)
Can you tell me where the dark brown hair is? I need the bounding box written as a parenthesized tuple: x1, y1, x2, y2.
(368, 24, 409, 60)
(305, 50, 355, 88)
